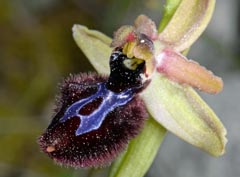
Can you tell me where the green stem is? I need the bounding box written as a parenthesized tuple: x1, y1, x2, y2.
(158, 0, 181, 32)
(108, 118, 166, 177)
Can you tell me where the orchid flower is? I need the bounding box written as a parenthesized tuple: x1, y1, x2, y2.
(72, 0, 226, 176)
(39, 0, 227, 177)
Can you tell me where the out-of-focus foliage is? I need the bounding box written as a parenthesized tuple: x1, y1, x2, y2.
(0, 0, 162, 176)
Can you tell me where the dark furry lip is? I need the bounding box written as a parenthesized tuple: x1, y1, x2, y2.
(38, 73, 148, 168)
(38, 49, 149, 168)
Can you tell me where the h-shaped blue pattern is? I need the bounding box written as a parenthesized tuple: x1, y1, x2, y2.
(59, 83, 136, 136)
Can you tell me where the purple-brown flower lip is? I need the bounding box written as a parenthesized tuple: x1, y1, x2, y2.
(38, 49, 148, 168)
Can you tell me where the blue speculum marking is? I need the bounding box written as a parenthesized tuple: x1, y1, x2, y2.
(59, 83, 136, 136)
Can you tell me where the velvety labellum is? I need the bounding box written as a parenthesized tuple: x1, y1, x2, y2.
(60, 82, 138, 136)
(38, 49, 148, 168)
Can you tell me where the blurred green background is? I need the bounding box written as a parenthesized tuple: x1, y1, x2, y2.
(1, 0, 240, 177)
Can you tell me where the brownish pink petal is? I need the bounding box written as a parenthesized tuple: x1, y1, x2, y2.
(111, 26, 136, 48)
(157, 48, 223, 94)
(134, 14, 158, 40)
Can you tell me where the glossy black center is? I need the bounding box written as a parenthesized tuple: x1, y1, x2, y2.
(106, 49, 145, 92)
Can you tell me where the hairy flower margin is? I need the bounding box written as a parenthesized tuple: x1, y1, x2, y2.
(72, 0, 227, 176)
